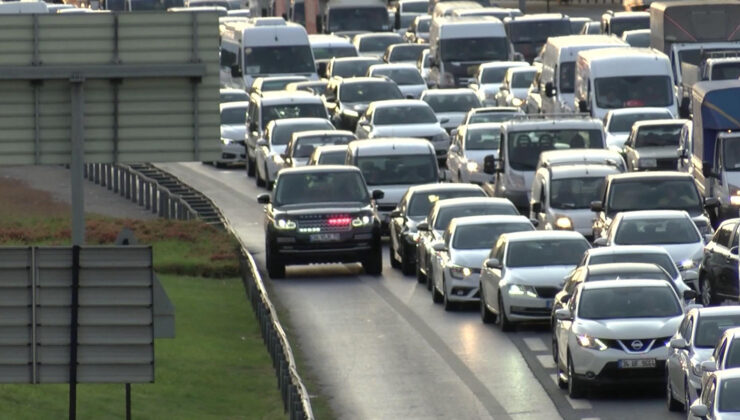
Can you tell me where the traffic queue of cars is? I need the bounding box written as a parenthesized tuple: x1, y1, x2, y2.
(212, 0, 740, 413)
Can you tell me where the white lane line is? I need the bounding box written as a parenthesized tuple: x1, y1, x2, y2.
(566, 396, 592, 410)
(550, 373, 558, 386)
(536, 354, 556, 369)
(523, 337, 548, 352)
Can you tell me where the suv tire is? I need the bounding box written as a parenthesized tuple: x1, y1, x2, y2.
(265, 240, 285, 279)
(363, 243, 383, 276)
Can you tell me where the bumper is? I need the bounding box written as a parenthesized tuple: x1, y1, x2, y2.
(502, 291, 553, 321)
(570, 345, 669, 385)
(218, 142, 246, 164)
(680, 269, 699, 292)
(444, 272, 480, 302)
(270, 229, 378, 264)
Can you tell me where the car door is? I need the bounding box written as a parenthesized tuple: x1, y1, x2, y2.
(668, 314, 693, 397)
(623, 129, 638, 171)
(246, 99, 259, 158)
(556, 287, 579, 367)
(702, 376, 717, 418)
(434, 229, 453, 291)
(710, 222, 736, 298)
(720, 223, 740, 299)
(390, 194, 408, 257)
(481, 238, 504, 307)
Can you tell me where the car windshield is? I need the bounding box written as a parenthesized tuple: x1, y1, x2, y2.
(356, 154, 437, 186)
(293, 136, 353, 158)
(610, 16, 649, 37)
(371, 67, 424, 85)
(220, 91, 248, 103)
(440, 37, 509, 62)
(402, 1, 427, 13)
(407, 189, 486, 217)
(694, 315, 740, 348)
(550, 177, 605, 210)
(317, 150, 346, 164)
(417, 19, 431, 32)
(589, 253, 679, 278)
(578, 286, 681, 320)
(340, 82, 403, 103)
(465, 127, 501, 150)
(328, 7, 390, 32)
(389, 45, 427, 62)
(712, 62, 740, 80)
(624, 32, 650, 47)
(434, 204, 518, 230)
(607, 179, 702, 214)
(373, 105, 437, 124)
(453, 223, 533, 250)
(614, 217, 700, 245)
(558, 61, 575, 93)
(274, 171, 369, 206)
(634, 125, 681, 148)
(608, 112, 673, 133)
(511, 70, 536, 88)
(271, 122, 333, 146)
(244, 45, 315, 75)
(507, 129, 604, 171)
(261, 104, 327, 128)
(720, 378, 740, 412)
(595, 76, 673, 109)
(469, 112, 519, 124)
(221, 106, 246, 125)
(587, 271, 669, 281)
(507, 19, 571, 43)
(506, 239, 589, 267)
(312, 46, 357, 60)
(360, 35, 403, 52)
(332, 59, 382, 78)
(481, 67, 513, 84)
(424, 94, 481, 113)
(724, 138, 740, 171)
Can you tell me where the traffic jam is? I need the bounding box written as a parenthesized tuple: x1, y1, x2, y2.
(218, 0, 740, 416)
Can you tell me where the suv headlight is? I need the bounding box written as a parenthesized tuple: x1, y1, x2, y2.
(554, 216, 574, 230)
(351, 214, 373, 227)
(638, 158, 657, 168)
(449, 265, 472, 279)
(508, 284, 537, 298)
(576, 334, 607, 351)
(273, 218, 297, 230)
(466, 161, 479, 172)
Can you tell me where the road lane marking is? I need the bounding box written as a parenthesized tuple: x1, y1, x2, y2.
(536, 354, 556, 369)
(523, 337, 548, 352)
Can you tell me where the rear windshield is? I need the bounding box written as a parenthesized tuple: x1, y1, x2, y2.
(589, 253, 679, 278)
(507, 239, 589, 267)
(360, 35, 404, 52)
(610, 16, 649, 37)
(469, 112, 520, 124)
(550, 177, 605, 210)
(434, 204, 518, 230)
(370, 67, 424, 85)
(579, 286, 681, 320)
(507, 129, 604, 171)
(332, 59, 382, 78)
(274, 171, 369, 205)
(373, 105, 437, 124)
(608, 111, 673, 133)
(634, 125, 682, 148)
(481, 66, 515, 84)
(465, 127, 501, 150)
(614, 217, 700, 245)
(511, 70, 536, 88)
(293, 136, 353, 158)
(317, 150, 347, 165)
(261, 103, 327, 128)
(607, 179, 702, 214)
(407, 189, 486, 217)
(453, 223, 533, 250)
(356, 154, 437, 186)
(312, 46, 357, 60)
(389, 45, 427, 62)
(221, 106, 246, 125)
(712, 62, 740, 80)
(586, 272, 669, 281)
(424, 94, 481, 113)
(507, 19, 571, 43)
(340, 82, 403, 103)
(271, 121, 333, 145)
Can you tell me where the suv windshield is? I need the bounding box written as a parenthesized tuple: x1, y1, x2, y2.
(371, 68, 424, 85)
(695, 315, 740, 348)
(453, 223, 533, 250)
(312, 46, 357, 60)
(221, 107, 246, 125)
(607, 179, 701, 213)
(440, 37, 509, 62)
(261, 103, 326, 128)
(634, 125, 681, 147)
(507, 20, 571, 43)
(274, 171, 369, 206)
(614, 217, 700, 245)
(608, 112, 673, 133)
(328, 7, 390, 32)
(244, 45, 315, 75)
(507, 239, 589, 267)
(373, 105, 437, 125)
(317, 150, 346, 164)
(360, 35, 403, 52)
(507, 129, 604, 171)
(712, 62, 740, 80)
(294, 136, 353, 158)
(408, 190, 486, 217)
(356, 154, 437, 186)
(579, 286, 681, 319)
(466, 127, 501, 150)
(595, 76, 673, 109)
(434, 204, 518, 230)
(424, 94, 481, 113)
(332, 59, 382, 78)
(340, 82, 403, 103)
(551, 177, 605, 209)
(589, 253, 679, 278)
(610, 17, 649, 37)
(724, 137, 740, 170)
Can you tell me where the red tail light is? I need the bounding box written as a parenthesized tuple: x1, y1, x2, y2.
(327, 216, 352, 227)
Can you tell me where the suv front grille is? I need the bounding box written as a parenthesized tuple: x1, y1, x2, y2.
(655, 158, 677, 170)
(601, 336, 671, 352)
(296, 214, 353, 233)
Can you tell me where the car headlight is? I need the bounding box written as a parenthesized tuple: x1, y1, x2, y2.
(221, 137, 234, 145)
(691, 360, 704, 377)
(730, 186, 740, 206)
(576, 334, 608, 351)
(466, 161, 479, 172)
(432, 132, 450, 143)
(638, 158, 657, 168)
(511, 97, 524, 107)
(508, 284, 537, 298)
(554, 216, 574, 230)
(274, 218, 297, 230)
(679, 257, 702, 271)
(449, 265, 472, 279)
(351, 214, 373, 227)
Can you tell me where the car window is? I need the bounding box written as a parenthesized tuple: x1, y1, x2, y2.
(339, 82, 403, 102)
(719, 378, 740, 412)
(424, 94, 481, 113)
(506, 239, 590, 267)
(715, 222, 736, 248)
(578, 286, 682, 320)
(465, 127, 501, 150)
(373, 105, 437, 125)
(614, 217, 700, 245)
(679, 315, 692, 341)
(356, 153, 437, 186)
(607, 179, 702, 214)
(726, 339, 740, 368)
(507, 129, 604, 171)
(221, 106, 247, 125)
(588, 252, 679, 278)
(274, 171, 369, 206)
(452, 222, 533, 250)
(716, 339, 728, 364)
(407, 190, 486, 217)
(434, 204, 518, 230)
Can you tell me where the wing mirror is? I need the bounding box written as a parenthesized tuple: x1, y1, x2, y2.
(689, 404, 709, 419)
(702, 162, 718, 179)
(593, 237, 608, 247)
(417, 221, 429, 231)
(483, 154, 502, 174)
(704, 197, 720, 208)
(683, 289, 698, 301)
(554, 308, 573, 321)
(390, 209, 402, 218)
(678, 147, 688, 159)
(701, 360, 717, 373)
(531, 202, 542, 214)
(669, 337, 689, 349)
(484, 258, 501, 269)
(432, 243, 448, 252)
(590, 200, 603, 212)
(372, 190, 384, 200)
(449, 144, 460, 154)
(257, 193, 270, 204)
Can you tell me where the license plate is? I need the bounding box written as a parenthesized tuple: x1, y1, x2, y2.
(618, 359, 656, 369)
(310, 233, 340, 242)
(545, 299, 553, 309)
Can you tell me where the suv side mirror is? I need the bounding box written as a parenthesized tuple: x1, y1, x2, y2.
(485, 258, 501, 269)
(513, 52, 525, 61)
(449, 144, 460, 154)
(432, 243, 447, 252)
(593, 237, 607, 247)
(689, 404, 709, 418)
(669, 337, 689, 349)
(483, 154, 496, 174)
(704, 197, 720, 208)
(683, 290, 698, 301)
(545, 81, 555, 98)
(531, 202, 542, 214)
(256, 139, 268, 147)
(590, 200, 603, 212)
(257, 193, 270, 204)
(372, 190, 384, 200)
(554, 308, 573, 321)
(417, 221, 429, 231)
(701, 360, 717, 373)
(390, 209, 402, 218)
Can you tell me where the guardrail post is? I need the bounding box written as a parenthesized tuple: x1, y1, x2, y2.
(113, 166, 119, 193)
(158, 190, 166, 218)
(125, 171, 132, 200)
(169, 198, 176, 220)
(138, 179, 144, 206)
(151, 186, 158, 214)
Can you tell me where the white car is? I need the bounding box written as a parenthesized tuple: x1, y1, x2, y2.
(255, 118, 334, 188)
(367, 63, 427, 99)
(553, 279, 684, 398)
(596, 210, 705, 274)
(420, 88, 481, 133)
(430, 215, 534, 311)
(417, 48, 432, 86)
(218, 101, 248, 166)
(603, 107, 674, 149)
(447, 122, 501, 184)
(469, 61, 531, 106)
(495, 66, 537, 109)
(353, 32, 404, 58)
(666, 307, 740, 413)
(281, 130, 355, 168)
(355, 99, 450, 161)
(307, 144, 349, 165)
(479, 230, 591, 331)
(688, 369, 740, 420)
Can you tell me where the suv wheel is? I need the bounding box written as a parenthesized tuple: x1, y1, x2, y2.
(702, 277, 719, 306)
(480, 287, 496, 324)
(265, 241, 285, 279)
(567, 354, 586, 398)
(432, 278, 443, 303)
(401, 243, 415, 276)
(363, 243, 383, 276)
(246, 154, 255, 177)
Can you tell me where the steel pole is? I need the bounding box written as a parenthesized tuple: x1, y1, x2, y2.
(70, 79, 85, 247)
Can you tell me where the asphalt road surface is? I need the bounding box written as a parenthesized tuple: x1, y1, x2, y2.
(156, 162, 685, 420)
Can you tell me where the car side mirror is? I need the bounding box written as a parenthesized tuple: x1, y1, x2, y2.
(417, 221, 429, 231)
(701, 360, 717, 373)
(577, 99, 589, 113)
(590, 200, 603, 212)
(669, 337, 689, 349)
(390, 209, 402, 218)
(485, 258, 501, 269)
(432, 243, 447, 252)
(689, 404, 709, 419)
(555, 308, 573, 321)
(498, 83, 505, 92)
(257, 139, 268, 147)
(683, 290, 698, 301)
(678, 147, 688, 159)
(372, 189, 384, 200)
(449, 144, 460, 154)
(439, 118, 449, 125)
(704, 197, 720, 208)
(593, 237, 607, 247)
(230, 64, 241, 77)
(483, 154, 496, 174)
(702, 162, 717, 179)
(257, 193, 270, 204)
(249, 122, 258, 133)
(531, 202, 542, 214)
(545, 81, 555, 98)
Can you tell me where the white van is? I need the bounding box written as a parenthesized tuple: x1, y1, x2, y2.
(0, 0, 48, 13)
(539, 35, 627, 115)
(431, 1, 481, 18)
(220, 19, 318, 90)
(428, 16, 514, 88)
(575, 47, 677, 120)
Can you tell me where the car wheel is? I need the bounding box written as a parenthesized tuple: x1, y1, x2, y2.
(666, 378, 683, 412)
(362, 242, 383, 276)
(432, 277, 443, 303)
(498, 294, 514, 332)
(401, 243, 415, 276)
(246, 154, 255, 177)
(567, 354, 586, 398)
(480, 287, 496, 324)
(426, 261, 434, 291)
(265, 165, 273, 191)
(416, 253, 427, 284)
(443, 278, 456, 311)
(265, 240, 285, 279)
(255, 164, 265, 187)
(555, 341, 567, 389)
(701, 276, 719, 306)
(389, 244, 401, 269)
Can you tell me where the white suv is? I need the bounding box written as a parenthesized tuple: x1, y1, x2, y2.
(553, 279, 684, 398)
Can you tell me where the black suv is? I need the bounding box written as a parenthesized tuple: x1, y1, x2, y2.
(323, 77, 403, 131)
(699, 218, 740, 306)
(258, 166, 384, 278)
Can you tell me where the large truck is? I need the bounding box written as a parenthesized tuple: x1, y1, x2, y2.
(650, 1, 740, 117)
(683, 80, 740, 222)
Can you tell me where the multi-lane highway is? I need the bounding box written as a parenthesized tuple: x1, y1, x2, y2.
(157, 162, 684, 420)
